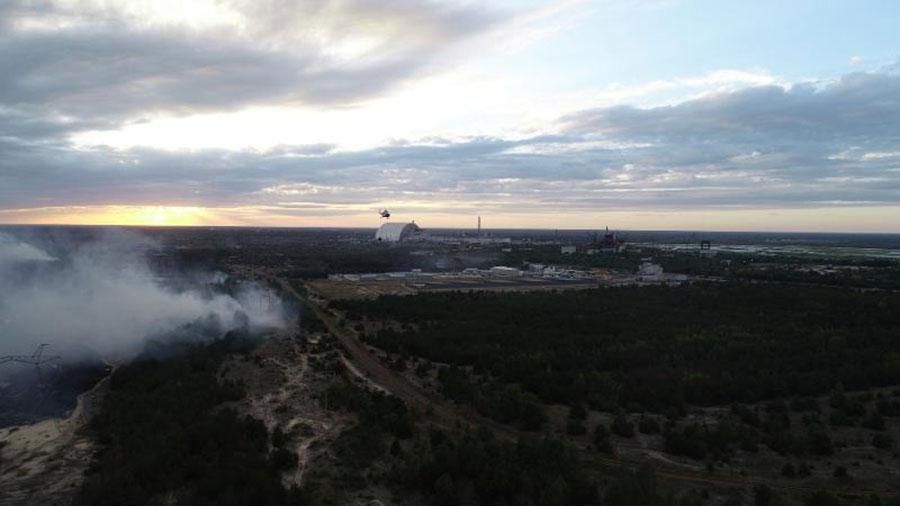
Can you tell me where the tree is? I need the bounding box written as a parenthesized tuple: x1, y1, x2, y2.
(781, 462, 796, 478)
(594, 424, 613, 453)
(611, 414, 635, 438)
(805, 491, 844, 506)
(872, 433, 894, 450)
(639, 415, 661, 434)
(569, 404, 588, 420)
(754, 484, 776, 506)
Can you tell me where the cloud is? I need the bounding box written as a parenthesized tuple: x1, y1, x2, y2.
(0, 0, 500, 139)
(1, 0, 899, 227)
(2, 68, 900, 219)
(563, 73, 900, 142)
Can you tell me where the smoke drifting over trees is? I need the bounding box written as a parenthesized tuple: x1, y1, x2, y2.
(0, 229, 285, 362)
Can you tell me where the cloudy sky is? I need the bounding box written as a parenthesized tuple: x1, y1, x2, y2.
(1, 0, 899, 231)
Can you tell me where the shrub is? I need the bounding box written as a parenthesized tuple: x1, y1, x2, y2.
(272, 447, 298, 470)
(872, 433, 894, 450)
(639, 416, 661, 434)
(594, 424, 613, 453)
(566, 419, 587, 436)
(781, 463, 796, 478)
(611, 414, 635, 438)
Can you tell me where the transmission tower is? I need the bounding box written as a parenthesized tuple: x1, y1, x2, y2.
(0, 344, 62, 367)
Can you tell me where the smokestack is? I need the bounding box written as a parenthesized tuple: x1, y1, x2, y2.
(477, 216, 482, 236)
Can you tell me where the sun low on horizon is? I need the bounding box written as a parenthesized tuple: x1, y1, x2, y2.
(1, 0, 899, 232)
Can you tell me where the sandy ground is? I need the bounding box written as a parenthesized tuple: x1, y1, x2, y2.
(0, 373, 109, 506)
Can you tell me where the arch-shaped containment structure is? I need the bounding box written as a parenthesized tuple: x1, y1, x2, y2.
(375, 222, 422, 242)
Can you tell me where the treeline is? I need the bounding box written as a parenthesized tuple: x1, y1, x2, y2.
(731, 264, 900, 291)
(335, 283, 900, 412)
(173, 239, 423, 279)
(394, 430, 601, 506)
(76, 336, 305, 506)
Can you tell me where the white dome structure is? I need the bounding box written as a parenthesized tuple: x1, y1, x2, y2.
(375, 222, 422, 242)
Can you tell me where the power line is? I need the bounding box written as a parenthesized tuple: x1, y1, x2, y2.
(0, 344, 61, 367)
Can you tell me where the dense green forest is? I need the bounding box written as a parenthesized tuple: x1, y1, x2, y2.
(335, 283, 900, 412)
(71, 322, 900, 505)
(75, 336, 305, 506)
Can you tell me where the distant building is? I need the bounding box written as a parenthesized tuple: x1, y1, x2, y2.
(375, 222, 422, 242)
(596, 227, 625, 252)
(561, 245, 577, 255)
(638, 262, 663, 281)
(490, 266, 522, 277)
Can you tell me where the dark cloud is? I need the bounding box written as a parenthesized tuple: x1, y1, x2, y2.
(563, 73, 900, 142)
(0, 0, 500, 136)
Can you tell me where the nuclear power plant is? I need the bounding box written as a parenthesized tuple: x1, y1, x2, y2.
(374, 221, 422, 242)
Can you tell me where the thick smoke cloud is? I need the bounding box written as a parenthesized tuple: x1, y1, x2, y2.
(0, 230, 285, 363)
(0, 233, 57, 263)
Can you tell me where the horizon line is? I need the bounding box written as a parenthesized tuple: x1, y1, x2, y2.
(2, 222, 899, 236)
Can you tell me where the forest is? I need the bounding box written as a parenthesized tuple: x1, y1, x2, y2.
(335, 283, 900, 413)
(75, 335, 306, 506)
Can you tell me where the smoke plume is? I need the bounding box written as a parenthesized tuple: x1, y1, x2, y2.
(0, 229, 286, 362)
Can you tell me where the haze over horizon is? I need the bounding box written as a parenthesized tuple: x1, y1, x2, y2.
(2, 0, 899, 232)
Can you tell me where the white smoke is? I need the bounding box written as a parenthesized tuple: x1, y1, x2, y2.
(0, 231, 286, 360)
(0, 233, 57, 263)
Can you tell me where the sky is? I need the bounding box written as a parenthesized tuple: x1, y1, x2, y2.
(1, 0, 899, 232)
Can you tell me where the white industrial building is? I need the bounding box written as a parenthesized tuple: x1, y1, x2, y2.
(375, 222, 422, 242)
(638, 262, 664, 281)
(489, 266, 522, 277)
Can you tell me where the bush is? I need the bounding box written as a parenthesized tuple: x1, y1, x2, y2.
(664, 424, 707, 460)
(754, 484, 776, 506)
(594, 424, 613, 453)
(806, 491, 844, 506)
(272, 426, 288, 448)
(566, 419, 588, 436)
(872, 433, 894, 450)
(272, 447, 298, 470)
(808, 430, 834, 456)
(732, 403, 761, 427)
(791, 397, 819, 411)
(569, 404, 588, 420)
(639, 416, 661, 434)
(611, 414, 635, 438)
(862, 412, 886, 431)
(833, 466, 849, 479)
(781, 462, 796, 478)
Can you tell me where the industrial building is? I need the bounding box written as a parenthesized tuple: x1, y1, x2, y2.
(374, 221, 422, 242)
(638, 261, 664, 281)
(596, 227, 626, 252)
